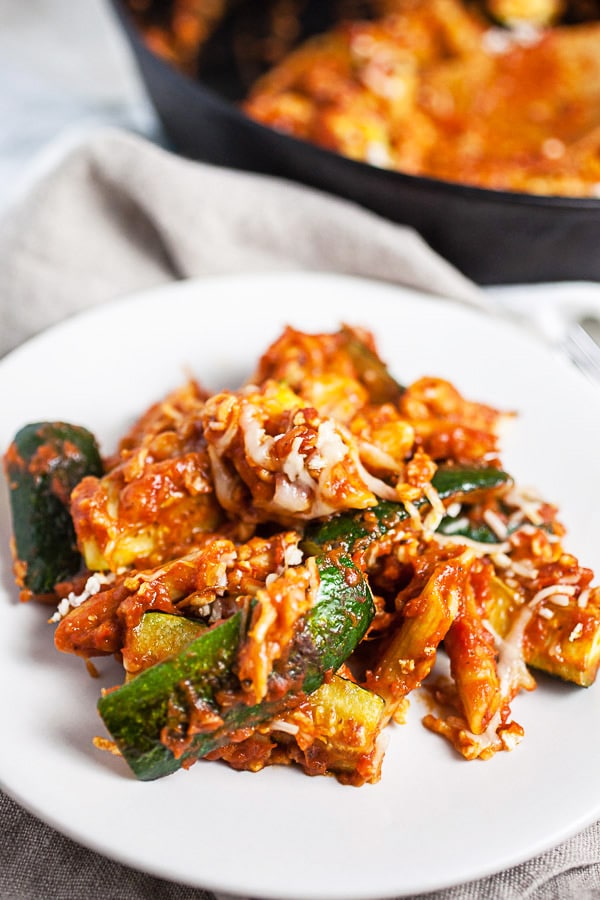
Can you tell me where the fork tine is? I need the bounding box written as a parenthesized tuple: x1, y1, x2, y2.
(561, 322, 600, 384)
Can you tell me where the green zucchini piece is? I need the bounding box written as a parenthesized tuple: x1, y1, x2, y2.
(301, 464, 512, 556)
(486, 576, 600, 687)
(98, 552, 375, 780)
(3, 422, 104, 596)
(437, 513, 555, 546)
(305, 676, 385, 739)
(436, 516, 498, 544)
(525, 605, 600, 688)
(123, 611, 208, 677)
(278, 675, 386, 783)
(339, 325, 404, 404)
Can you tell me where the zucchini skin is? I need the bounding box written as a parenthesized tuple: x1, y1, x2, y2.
(97, 552, 375, 780)
(123, 611, 208, 677)
(339, 325, 404, 404)
(99, 611, 244, 780)
(3, 422, 104, 597)
(301, 464, 512, 556)
(436, 517, 499, 544)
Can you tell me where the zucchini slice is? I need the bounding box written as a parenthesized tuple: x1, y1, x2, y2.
(339, 325, 404, 404)
(301, 464, 512, 556)
(274, 675, 386, 784)
(97, 551, 375, 780)
(3, 422, 104, 598)
(486, 575, 600, 687)
(123, 611, 208, 678)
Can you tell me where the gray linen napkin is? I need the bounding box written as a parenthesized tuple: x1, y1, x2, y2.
(0, 128, 598, 900)
(0, 127, 480, 358)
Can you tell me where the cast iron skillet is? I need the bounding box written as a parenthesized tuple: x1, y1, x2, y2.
(110, 0, 600, 285)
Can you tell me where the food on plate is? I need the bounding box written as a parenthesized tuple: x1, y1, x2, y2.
(4, 323, 600, 785)
(242, 0, 600, 196)
(4, 423, 104, 598)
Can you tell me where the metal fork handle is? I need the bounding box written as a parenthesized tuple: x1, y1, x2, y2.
(561, 320, 600, 384)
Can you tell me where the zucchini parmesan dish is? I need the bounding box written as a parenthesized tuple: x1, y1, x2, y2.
(242, 0, 600, 196)
(128, 0, 600, 197)
(3, 324, 600, 785)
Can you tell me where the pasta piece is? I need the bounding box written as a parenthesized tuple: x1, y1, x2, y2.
(365, 549, 473, 721)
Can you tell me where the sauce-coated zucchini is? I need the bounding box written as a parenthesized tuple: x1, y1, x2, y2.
(98, 551, 375, 780)
(301, 464, 512, 556)
(3, 422, 103, 598)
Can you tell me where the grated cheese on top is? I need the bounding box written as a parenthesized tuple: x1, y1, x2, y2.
(483, 509, 509, 540)
(435, 532, 511, 554)
(422, 482, 446, 534)
(504, 486, 544, 527)
(49, 572, 115, 624)
(578, 589, 591, 610)
(509, 559, 539, 580)
(568, 622, 584, 642)
(284, 543, 303, 568)
(270, 719, 300, 736)
(530, 583, 577, 606)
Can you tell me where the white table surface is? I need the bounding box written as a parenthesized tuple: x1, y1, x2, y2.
(0, 0, 157, 213)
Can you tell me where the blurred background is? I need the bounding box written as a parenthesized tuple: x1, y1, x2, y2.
(5, 0, 600, 285)
(0, 0, 158, 212)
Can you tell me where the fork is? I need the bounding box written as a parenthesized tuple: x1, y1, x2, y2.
(560, 317, 600, 385)
(484, 285, 600, 387)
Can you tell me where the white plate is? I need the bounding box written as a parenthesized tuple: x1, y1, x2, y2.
(1, 272, 599, 900)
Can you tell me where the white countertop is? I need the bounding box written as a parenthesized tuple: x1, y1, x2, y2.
(0, 0, 157, 211)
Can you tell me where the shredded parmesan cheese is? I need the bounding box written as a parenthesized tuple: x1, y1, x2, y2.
(435, 533, 511, 554)
(578, 589, 591, 610)
(445, 502, 462, 518)
(422, 482, 446, 533)
(509, 559, 539, 580)
(49, 572, 115, 623)
(284, 544, 303, 567)
(491, 551, 512, 569)
(530, 584, 577, 606)
(483, 509, 509, 540)
(270, 719, 300, 736)
(548, 594, 571, 608)
(504, 486, 544, 527)
(404, 499, 424, 531)
(569, 622, 584, 642)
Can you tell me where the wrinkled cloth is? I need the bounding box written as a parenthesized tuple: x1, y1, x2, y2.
(1, 788, 600, 900)
(0, 127, 481, 359)
(0, 128, 599, 900)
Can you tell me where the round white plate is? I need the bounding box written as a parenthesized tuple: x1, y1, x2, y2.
(1, 272, 599, 900)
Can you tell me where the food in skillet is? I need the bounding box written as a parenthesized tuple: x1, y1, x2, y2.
(125, 0, 600, 195)
(241, 0, 600, 196)
(4, 324, 600, 785)
(125, 0, 227, 74)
